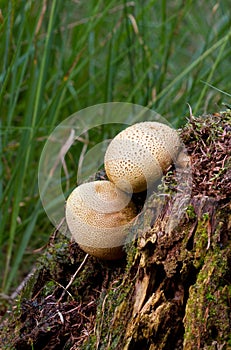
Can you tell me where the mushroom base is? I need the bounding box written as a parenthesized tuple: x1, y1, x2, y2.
(78, 243, 125, 260)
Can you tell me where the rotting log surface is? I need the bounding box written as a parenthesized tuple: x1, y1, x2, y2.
(0, 112, 230, 350)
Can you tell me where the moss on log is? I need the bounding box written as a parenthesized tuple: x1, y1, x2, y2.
(0, 111, 230, 350)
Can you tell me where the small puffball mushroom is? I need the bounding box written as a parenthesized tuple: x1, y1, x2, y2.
(104, 121, 181, 193)
(65, 181, 137, 260)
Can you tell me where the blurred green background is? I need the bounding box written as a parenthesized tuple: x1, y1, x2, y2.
(0, 0, 231, 294)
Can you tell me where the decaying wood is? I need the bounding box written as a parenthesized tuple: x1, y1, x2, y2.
(0, 112, 230, 350)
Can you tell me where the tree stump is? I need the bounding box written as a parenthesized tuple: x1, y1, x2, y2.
(0, 112, 230, 350)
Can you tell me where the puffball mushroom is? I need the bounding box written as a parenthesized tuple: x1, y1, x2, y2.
(104, 121, 181, 193)
(65, 181, 137, 260)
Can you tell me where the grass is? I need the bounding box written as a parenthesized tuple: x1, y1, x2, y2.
(0, 0, 231, 294)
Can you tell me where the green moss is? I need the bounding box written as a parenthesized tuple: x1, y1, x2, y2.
(183, 199, 231, 349)
(125, 240, 139, 270)
(186, 205, 197, 220)
(193, 213, 210, 268)
(38, 239, 70, 272)
(42, 280, 56, 296)
(184, 246, 230, 349)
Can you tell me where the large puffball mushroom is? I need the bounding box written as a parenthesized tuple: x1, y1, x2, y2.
(104, 121, 181, 193)
(65, 181, 137, 260)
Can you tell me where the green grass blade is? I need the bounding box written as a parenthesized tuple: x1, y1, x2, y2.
(194, 28, 231, 114)
(2, 0, 61, 293)
(151, 30, 231, 110)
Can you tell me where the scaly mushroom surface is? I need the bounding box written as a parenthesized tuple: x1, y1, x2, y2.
(65, 181, 137, 260)
(104, 121, 181, 193)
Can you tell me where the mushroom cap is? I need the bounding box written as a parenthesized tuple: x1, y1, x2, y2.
(65, 181, 137, 260)
(104, 121, 181, 193)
